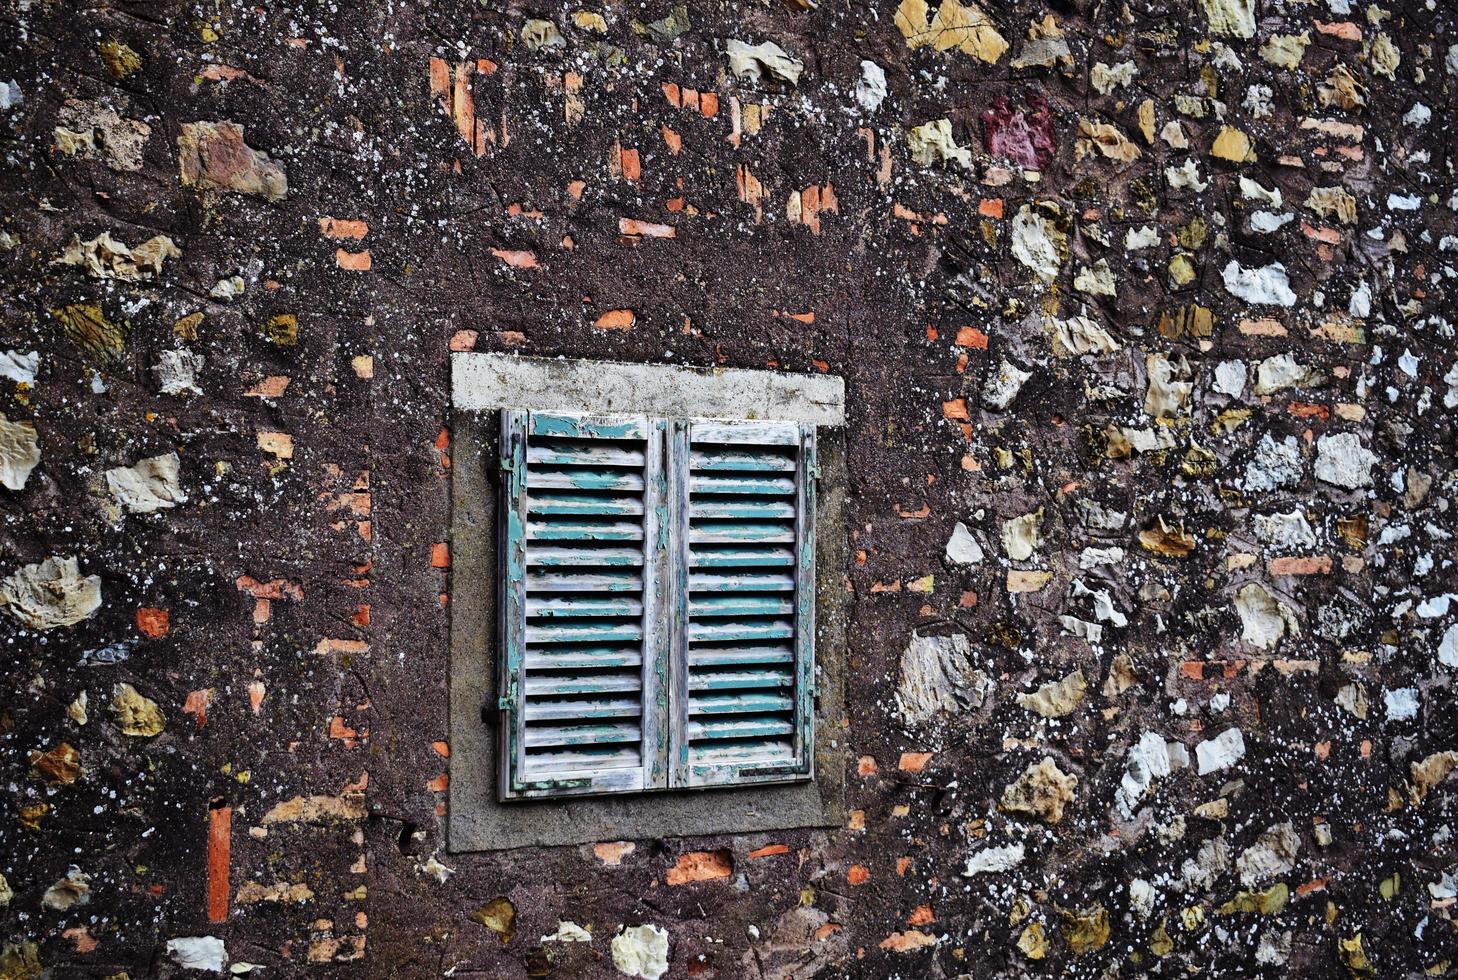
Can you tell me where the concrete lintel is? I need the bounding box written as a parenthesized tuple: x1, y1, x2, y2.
(451, 352, 845, 426)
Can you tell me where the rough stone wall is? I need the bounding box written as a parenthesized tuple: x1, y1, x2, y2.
(2, 0, 1457, 977)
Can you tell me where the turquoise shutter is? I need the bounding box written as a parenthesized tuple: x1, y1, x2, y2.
(668, 420, 816, 788)
(498, 411, 670, 799)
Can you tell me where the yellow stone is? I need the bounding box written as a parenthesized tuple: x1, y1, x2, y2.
(1211, 125, 1255, 163)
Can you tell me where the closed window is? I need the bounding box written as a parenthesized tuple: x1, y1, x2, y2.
(496, 410, 817, 800)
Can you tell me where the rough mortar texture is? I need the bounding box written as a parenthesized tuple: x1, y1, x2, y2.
(1, 0, 1457, 977)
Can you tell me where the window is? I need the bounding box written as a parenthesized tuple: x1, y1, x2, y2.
(448, 352, 845, 850)
(497, 411, 817, 800)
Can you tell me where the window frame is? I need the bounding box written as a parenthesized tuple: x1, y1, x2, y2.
(447, 352, 846, 852)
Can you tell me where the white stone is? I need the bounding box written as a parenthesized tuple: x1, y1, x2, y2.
(1250, 211, 1293, 233)
(1200, 0, 1256, 37)
(1129, 878, 1157, 918)
(1439, 623, 1458, 668)
(167, 937, 228, 973)
(153, 349, 205, 396)
(945, 522, 984, 565)
(962, 842, 1025, 877)
(611, 924, 669, 980)
(1253, 509, 1317, 550)
(1244, 433, 1303, 492)
(1214, 360, 1247, 397)
(1222, 260, 1297, 306)
(983, 358, 1032, 410)
(1125, 225, 1159, 250)
(1051, 315, 1120, 356)
(1236, 822, 1300, 886)
(1001, 511, 1041, 560)
(895, 632, 993, 726)
(1314, 432, 1376, 489)
(1239, 176, 1282, 206)
(1165, 158, 1209, 192)
(0, 350, 38, 384)
(0, 556, 102, 630)
(1010, 205, 1065, 283)
(543, 921, 594, 943)
(1117, 731, 1176, 816)
(0, 413, 40, 491)
(106, 452, 187, 515)
(1145, 353, 1192, 418)
(725, 40, 803, 85)
(1196, 727, 1246, 774)
(1235, 582, 1298, 650)
(1385, 688, 1420, 721)
(855, 60, 887, 113)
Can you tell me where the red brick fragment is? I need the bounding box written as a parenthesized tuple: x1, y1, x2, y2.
(594, 309, 635, 331)
(336, 249, 371, 271)
(899, 752, 934, 773)
(666, 850, 732, 885)
(137, 607, 170, 638)
(748, 843, 789, 859)
(207, 804, 232, 923)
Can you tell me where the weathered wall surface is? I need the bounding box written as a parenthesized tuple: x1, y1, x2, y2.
(2, 0, 1457, 976)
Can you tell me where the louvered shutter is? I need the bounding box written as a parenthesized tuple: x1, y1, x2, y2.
(668, 420, 816, 788)
(498, 411, 669, 799)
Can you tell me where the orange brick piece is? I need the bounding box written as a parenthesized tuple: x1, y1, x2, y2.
(594, 309, 635, 331)
(898, 752, 934, 773)
(207, 804, 232, 923)
(666, 849, 732, 885)
(318, 217, 368, 240)
(136, 607, 170, 638)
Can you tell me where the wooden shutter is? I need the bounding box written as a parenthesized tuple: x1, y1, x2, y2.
(668, 420, 816, 788)
(498, 411, 669, 799)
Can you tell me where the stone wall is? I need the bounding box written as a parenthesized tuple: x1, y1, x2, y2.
(2, 0, 1456, 976)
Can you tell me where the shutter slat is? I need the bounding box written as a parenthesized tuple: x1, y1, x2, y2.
(530, 469, 645, 492)
(687, 646, 795, 667)
(688, 670, 792, 691)
(688, 572, 795, 592)
(527, 546, 644, 567)
(523, 747, 642, 771)
(688, 717, 795, 739)
(528, 493, 645, 516)
(689, 742, 794, 766)
(691, 500, 796, 520)
(524, 673, 642, 696)
(690, 522, 795, 544)
(687, 620, 793, 642)
(524, 723, 641, 748)
(526, 572, 642, 592)
(689, 448, 796, 472)
(528, 444, 645, 467)
(689, 547, 795, 568)
(526, 647, 642, 670)
(524, 697, 641, 720)
(689, 692, 793, 713)
(527, 597, 644, 618)
(690, 474, 796, 496)
(689, 596, 794, 618)
(526, 622, 643, 644)
(528, 520, 644, 542)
